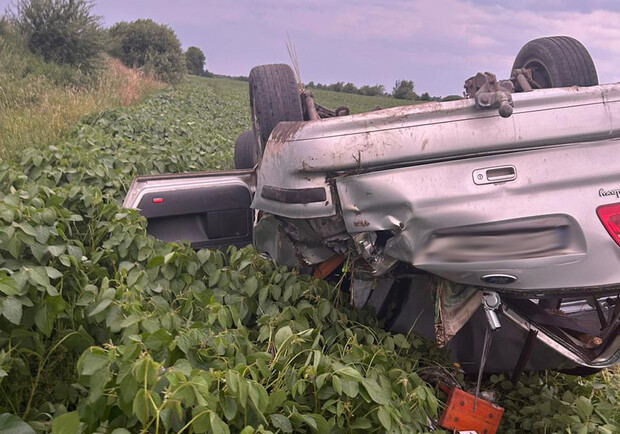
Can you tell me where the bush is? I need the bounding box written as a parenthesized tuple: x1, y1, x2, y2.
(359, 84, 386, 96)
(107, 19, 185, 83)
(392, 79, 416, 100)
(186, 46, 205, 76)
(8, 0, 104, 71)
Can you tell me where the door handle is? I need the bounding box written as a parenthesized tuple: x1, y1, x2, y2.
(473, 165, 517, 185)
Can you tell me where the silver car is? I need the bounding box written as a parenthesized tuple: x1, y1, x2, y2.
(124, 36, 620, 377)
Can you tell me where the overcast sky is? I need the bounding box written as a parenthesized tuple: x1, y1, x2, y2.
(3, 0, 620, 96)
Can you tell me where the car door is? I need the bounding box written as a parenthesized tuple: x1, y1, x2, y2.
(123, 169, 255, 249)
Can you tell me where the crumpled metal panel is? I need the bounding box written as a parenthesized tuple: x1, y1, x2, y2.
(336, 138, 620, 291)
(253, 83, 620, 219)
(254, 214, 335, 267)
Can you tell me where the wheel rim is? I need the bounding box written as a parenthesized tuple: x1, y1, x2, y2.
(523, 58, 553, 89)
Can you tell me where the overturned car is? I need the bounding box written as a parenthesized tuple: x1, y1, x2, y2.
(124, 36, 620, 376)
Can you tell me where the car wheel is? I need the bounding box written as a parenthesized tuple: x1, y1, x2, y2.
(512, 36, 598, 89)
(249, 64, 303, 159)
(234, 130, 257, 169)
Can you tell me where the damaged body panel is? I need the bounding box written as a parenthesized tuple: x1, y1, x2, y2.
(336, 138, 620, 291)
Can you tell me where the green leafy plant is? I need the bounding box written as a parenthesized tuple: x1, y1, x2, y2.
(392, 79, 416, 100)
(7, 0, 104, 71)
(186, 46, 206, 76)
(107, 19, 186, 84)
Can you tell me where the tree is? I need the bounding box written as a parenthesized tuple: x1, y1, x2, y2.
(360, 84, 385, 96)
(392, 79, 415, 100)
(107, 19, 185, 83)
(9, 0, 104, 70)
(185, 46, 205, 76)
(342, 82, 358, 94)
(327, 82, 344, 92)
(420, 92, 431, 101)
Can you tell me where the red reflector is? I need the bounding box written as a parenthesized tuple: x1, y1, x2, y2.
(152, 198, 164, 204)
(597, 202, 620, 247)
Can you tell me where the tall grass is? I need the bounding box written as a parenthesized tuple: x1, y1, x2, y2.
(0, 43, 163, 161)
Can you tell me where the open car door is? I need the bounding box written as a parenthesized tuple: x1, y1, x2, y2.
(123, 169, 255, 249)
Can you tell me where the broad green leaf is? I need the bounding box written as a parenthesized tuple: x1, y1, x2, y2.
(197, 249, 211, 264)
(377, 406, 392, 431)
(88, 299, 113, 317)
(47, 245, 65, 257)
(0, 275, 20, 296)
(164, 252, 176, 264)
(146, 255, 164, 268)
(133, 389, 151, 425)
(51, 411, 80, 434)
(332, 376, 342, 395)
(244, 276, 258, 296)
(340, 378, 359, 398)
(28, 266, 50, 289)
(248, 382, 261, 410)
(300, 414, 317, 431)
(209, 269, 221, 287)
(274, 325, 293, 349)
(258, 285, 268, 305)
(336, 365, 363, 382)
(209, 411, 230, 434)
(0, 413, 35, 434)
(34, 226, 51, 243)
(574, 396, 593, 421)
(362, 378, 390, 405)
(45, 267, 62, 280)
(2, 297, 22, 325)
(270, 414, 293, 433)
(15, 222, 36, 237)
(133, 357, 159, 386)
(220, 393, 237, 421)
(77, 348, 109, 376)
(192, 410, 210, 433)
(351, 418, 372, 429)
(34, 303, 54, 337)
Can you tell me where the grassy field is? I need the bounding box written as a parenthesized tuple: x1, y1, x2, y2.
(310, 88, 419, 113)
(0, 75, 619, 433)
(0, 45, 162, 161)
(206, 77, 418, 117)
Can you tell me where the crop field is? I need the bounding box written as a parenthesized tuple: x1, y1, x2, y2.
(0, 76, 619, 433)
(310, 88, 418, 113)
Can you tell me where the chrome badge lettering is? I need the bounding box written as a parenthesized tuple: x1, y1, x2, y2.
(599, 188, 620, 198)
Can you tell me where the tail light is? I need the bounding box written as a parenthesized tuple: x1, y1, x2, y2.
(596, 203, 620, 247)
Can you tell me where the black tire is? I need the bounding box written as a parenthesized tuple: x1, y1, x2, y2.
(512, 36, 598, 89)
(249, 64, 303, 158)
(234, 130, 257, 169)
